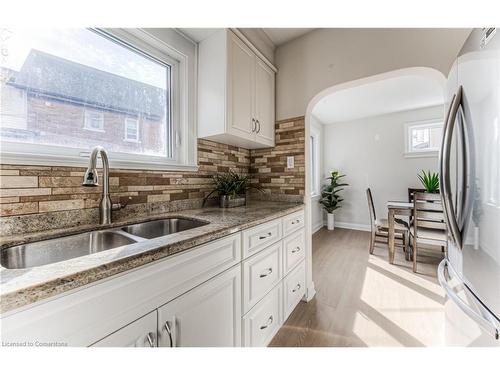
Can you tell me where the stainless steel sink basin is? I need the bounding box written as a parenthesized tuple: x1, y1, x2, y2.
(121, 218, 208, 239)
(1, 230, 136, 269)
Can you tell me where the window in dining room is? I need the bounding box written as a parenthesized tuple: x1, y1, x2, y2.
(404, 119, 443, 157)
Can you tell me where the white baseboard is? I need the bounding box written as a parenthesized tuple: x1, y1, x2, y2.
(332, 221, 371, 232)
(312, 221, 324, 234)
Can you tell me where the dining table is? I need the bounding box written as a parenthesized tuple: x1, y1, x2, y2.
(386, 201, 413, 264)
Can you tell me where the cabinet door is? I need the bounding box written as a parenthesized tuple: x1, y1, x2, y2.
(227, 31, 255, 140)
(254, 57, 275, 146)
(157, 265, 242, 347)
(91, 311, 157, 347)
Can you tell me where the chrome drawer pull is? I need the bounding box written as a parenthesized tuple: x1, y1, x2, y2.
(259, 232, 272, 240)
(145, 332, 156, 347)
(259, 268, 273, 278)
(291, 219, 300, 225)
(291, 246, 301, 254)
(260, 315, 274, 330)
(292, 283, 301, 293)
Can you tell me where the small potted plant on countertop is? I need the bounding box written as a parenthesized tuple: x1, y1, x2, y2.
(417, 170, 440, 193)
(319, 170, 348, 230)
(203, 170, 260, 208)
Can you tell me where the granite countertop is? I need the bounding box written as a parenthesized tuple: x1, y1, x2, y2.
(0, 201, 304, 314)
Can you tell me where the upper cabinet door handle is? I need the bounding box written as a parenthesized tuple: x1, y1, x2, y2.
(145, 332, 156, 347)
(256, 120, 261, 133)
(251, 118, 256, 132)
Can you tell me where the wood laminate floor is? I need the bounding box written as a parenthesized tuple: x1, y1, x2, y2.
(270, 228, 446, 347)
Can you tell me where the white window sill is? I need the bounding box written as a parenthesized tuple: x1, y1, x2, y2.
(0, 149, 199, 172)
(404, 151, 439, 158)
(123, 138, 141, 143)
(83, 127, 105, 133)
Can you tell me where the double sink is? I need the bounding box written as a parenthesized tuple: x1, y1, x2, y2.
(1, 218, 208, 270)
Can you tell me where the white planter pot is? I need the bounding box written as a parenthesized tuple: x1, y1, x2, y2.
(327, 213, 335, 230)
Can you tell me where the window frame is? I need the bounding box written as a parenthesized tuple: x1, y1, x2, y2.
(124, 117, 139, 142)
(310, 129, 320, 197)
(0, 28, 197, 171)
(404, 119, 443, 158)
(84, 109, 105, 132)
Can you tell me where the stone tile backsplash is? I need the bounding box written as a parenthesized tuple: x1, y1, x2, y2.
(0, 118, 305, 235)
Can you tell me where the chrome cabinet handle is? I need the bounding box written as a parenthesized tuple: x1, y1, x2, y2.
(438, 260, 499, 340)
(291, 219, 300, 225)
(164, 320, 174, 347)
(259, 268, 273, 278)
(292, 283, 301, 293)
(440, 86, 463, 248)
(145, 332, 155, 347)
(259, 315, 274, 330)
(251, 118, 256, 132)
(259, 232, 272, 240)
(291, 246, 301, 254)
(256, 120, 261, 133)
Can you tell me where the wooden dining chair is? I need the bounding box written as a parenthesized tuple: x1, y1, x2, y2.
(366, 188, 408, 256)
(409, 192, 447, 273)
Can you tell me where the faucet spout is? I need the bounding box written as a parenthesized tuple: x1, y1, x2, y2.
(82, 146, 113, 225)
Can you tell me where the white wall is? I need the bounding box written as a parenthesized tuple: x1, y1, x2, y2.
(275, 28, 470, 120)
(322, 105, 444, 230)
(310, 115, 324, 233)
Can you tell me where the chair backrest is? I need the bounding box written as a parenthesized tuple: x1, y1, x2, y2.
(413, 192, 446, 231)
(366, 188, 377, 228)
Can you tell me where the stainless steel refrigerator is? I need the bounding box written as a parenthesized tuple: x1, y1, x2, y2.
(438, 28, 500, 346)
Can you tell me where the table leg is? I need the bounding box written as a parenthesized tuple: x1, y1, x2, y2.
(388, 208, 395, 264)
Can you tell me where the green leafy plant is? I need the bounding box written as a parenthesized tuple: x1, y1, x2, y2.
(319, 171, 348, 214)
(418, 170, 439, 193)
(203, 170, 261, 205)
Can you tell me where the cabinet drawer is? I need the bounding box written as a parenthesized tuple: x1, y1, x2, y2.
(283, 229, 305, 275)
(242, 241, 282, 313)
(282, 210, 304, 237)
(243, 284, 282, 347)
(242, 218, 282, 259)
(283, 260, 306, 321)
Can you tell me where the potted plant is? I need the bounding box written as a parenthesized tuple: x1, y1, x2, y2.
(417, 170, 439, 193)
(203, 170, 259, 208)
(319, 171, 348, 230)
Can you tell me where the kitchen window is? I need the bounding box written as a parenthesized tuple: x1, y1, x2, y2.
(404, 120, 443, 157)
(124, 117, 139, 142)
(84, 110, 104, 132)
(0, 28, 197, 170)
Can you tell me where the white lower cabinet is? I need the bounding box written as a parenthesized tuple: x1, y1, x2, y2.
(243, 284, 282, 347)
(283, 260, 306, 321)
(157, 265, 242, 347)
(242, 241, 282, 313)
(2, 210, 306, 348)
(92, 311, 157, 347)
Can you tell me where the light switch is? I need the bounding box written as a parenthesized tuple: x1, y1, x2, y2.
(287, 156, 295, 169)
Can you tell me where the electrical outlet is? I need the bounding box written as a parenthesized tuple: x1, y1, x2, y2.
(287, 156, 295, 169)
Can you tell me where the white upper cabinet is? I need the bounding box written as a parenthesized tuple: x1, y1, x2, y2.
(254, 58, 275, 145)
(198, 29, 275, 149)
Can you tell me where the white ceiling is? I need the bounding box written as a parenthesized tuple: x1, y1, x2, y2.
(262, 28, 315, 46)
(312, 74, 445, 124)
(178, 28, 314, 47)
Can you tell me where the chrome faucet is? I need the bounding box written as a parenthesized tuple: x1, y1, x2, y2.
(82, 146, 128, 224)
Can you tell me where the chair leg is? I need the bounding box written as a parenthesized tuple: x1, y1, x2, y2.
(369, 230, 375, 254)
(412, 237, 418, 273)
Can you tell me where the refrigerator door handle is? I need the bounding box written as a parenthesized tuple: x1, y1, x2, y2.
(440, 86, 463, 249)
(438, 259, 499, 340)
